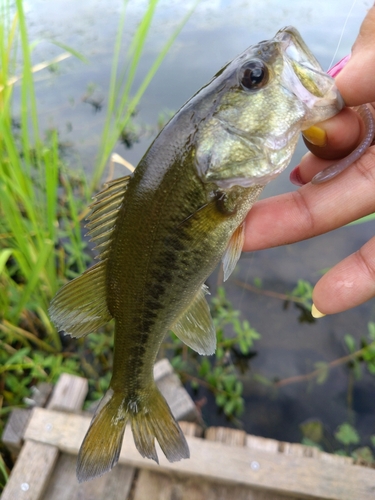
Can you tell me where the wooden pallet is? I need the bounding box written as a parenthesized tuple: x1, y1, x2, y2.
(2, 364, 375, 500)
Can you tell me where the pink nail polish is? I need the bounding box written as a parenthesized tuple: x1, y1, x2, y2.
(290, 166, 305, 186)
(327, 54, 351, 77)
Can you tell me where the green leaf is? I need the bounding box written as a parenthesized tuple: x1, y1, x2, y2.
(301, 437, 323, 450)
(198, 358, 211, 377)
(4, 347, 30, 367)
(300, 419, 324, 443)
(0, 249, 13, 274)
(368, 322, 375, 341)
(314, 361, 329, 385)
(334, 449, 349, 456)
(335, 423, 360, 446)
(234, 380, 243, 396)
(190, 380, 199, 390)
(352, 446, 374, 464)
(344, 334, 356, 353)
(224, 399, 236, 416)
(216, 394, 226, 407)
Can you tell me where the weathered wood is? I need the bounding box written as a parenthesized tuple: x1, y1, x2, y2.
(320, 451, 353, 465)
(154, 358, 198, 422)
(3, 383, 52, 457)
(205, 426, 247, 447)
(24, 383, 53, 408)
(279, 441, 321, 459)
(46, 373, 88, 411)
(0, 440, 59, 500)
(133, 469, 302, 500)
(41, 453, 135, 500)
(246, 435, 279, 453)
(23, 408, 375, 500)
(1, 374, 89, 500)
(2, 409, 31, 457)
(179, 421, 203, 438)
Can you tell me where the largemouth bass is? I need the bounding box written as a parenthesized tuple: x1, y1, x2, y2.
(50, 27, 344, 482)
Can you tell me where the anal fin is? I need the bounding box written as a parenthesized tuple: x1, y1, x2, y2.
(171, 284, 216, 355)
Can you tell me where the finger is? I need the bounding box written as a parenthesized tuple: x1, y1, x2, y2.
(335, 5, 375, 106)
(313, 235, 375, 314)
(303, 108, 362, 160)
(243, 145, 375, 252)
(292, 104, 374, 186)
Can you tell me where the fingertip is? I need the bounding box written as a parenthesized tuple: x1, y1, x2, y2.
(289, 166, 305, 186)
(311, 303, 326, 318)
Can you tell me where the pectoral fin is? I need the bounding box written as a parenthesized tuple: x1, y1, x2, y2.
(222, 222, 245, 281)
(171, 284, 216, 355)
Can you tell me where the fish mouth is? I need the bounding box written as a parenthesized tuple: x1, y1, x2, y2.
(276, 26, 344, 116)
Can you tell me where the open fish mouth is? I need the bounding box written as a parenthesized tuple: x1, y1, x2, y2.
(276, 26, 344, 117)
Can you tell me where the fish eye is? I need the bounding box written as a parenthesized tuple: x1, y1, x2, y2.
(240, 60, 269, 90)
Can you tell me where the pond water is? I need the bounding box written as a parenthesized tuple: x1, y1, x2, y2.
(24, 0, 375, 447)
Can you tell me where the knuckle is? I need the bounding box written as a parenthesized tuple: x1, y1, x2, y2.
(356, 245, 375, 284)
(293, 190, 317, 235)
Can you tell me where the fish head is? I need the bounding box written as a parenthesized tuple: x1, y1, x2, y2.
(195, 26, 344, 189)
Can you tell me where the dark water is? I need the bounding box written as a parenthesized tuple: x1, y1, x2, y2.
(24, 0, 375, 446)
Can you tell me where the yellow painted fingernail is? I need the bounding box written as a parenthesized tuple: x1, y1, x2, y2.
(311, 304, 326, 318)
(302, 126, 327, 147)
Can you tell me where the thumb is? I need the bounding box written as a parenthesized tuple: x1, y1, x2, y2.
(335, 5, 375, 106)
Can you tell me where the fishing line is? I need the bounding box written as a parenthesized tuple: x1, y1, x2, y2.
(327, 0, 358, 71)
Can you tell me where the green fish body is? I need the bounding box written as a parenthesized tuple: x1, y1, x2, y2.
(50, 27, 344, 482)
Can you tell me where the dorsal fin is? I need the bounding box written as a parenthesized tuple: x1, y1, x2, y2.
(171, 284, 216, 355)
(86, 176, 131, 260)
(222, 222, 244, 281)
(49, 175, 131, 338)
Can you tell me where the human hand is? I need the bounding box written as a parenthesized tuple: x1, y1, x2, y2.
(243, 5, 375, 317)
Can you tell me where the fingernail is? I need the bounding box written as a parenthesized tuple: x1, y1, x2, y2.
(311, 304, 326, 318)
(290, 166, 305, 186)
(327, 54, 351, 77)
(302, 126, 327, 147)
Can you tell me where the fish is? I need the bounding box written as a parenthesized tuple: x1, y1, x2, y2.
(49, 26, 344, 482)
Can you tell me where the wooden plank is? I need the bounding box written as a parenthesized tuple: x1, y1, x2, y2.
(179, 421, 203, 438)
(3, 383, 52, 457)
(320, 451, 353, 465)
(1, 374, 89, 500)
(246, 435, 279, 453)
(2, 409, 31, 457)
(279, 442, 321, 459)
(0, 440, 59, 500)
(41, 453, 135, 500)
(133, 469, 302, 500)
(46, 373, 88, 411)
(154, 358, 198, 422)
(24, 408, 375, 500)
(205, 426, 247, 446)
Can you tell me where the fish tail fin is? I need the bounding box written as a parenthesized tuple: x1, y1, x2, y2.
(76, 388, 127, 483)
(77, 385, 189, 482)
(130, 385, 190, 464)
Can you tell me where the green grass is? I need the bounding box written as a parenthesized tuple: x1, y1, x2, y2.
(0, 0, 195, 489)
